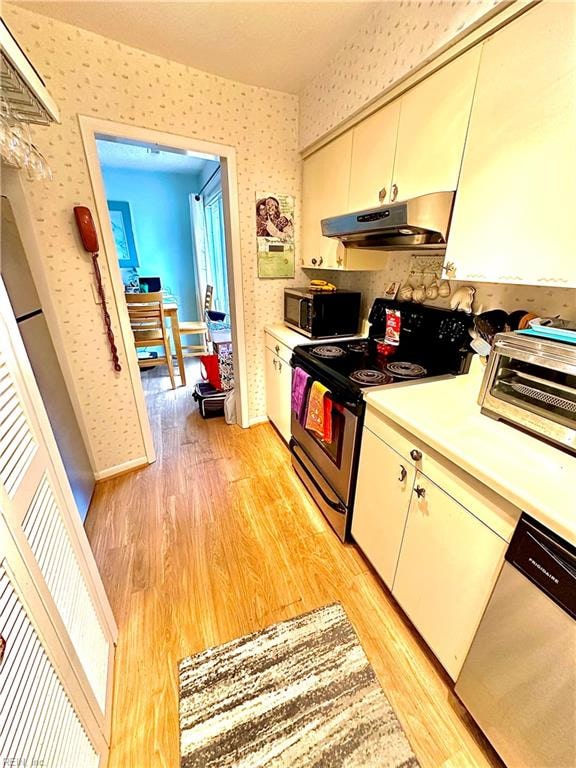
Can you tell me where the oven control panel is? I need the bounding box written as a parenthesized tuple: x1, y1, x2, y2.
(369, 299, 472, 349)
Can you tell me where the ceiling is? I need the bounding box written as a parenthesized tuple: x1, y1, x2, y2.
(96, 138, 219, 176)
(12, 1, 380, 93)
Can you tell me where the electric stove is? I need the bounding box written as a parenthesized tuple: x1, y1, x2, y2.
(289, 298, 474, 541)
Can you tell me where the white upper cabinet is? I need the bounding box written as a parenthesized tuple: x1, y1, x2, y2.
(301, 146, 324, 268)
(301, 45, 481, 270)
(392, 46, 481, 203)
(348, 99, 400, 212)
(301, 131, 352, 269)
(301, 132, 387, 270)
(348, 47, 481, 209)
(445, 2, 576, 286)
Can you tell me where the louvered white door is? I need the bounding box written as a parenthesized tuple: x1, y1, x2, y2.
(0, 278, 116, 767)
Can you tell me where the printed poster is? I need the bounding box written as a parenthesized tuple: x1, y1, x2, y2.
(256, 192, 295, 278)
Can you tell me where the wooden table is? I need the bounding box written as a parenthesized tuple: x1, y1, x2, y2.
(163, 303, 186, 386)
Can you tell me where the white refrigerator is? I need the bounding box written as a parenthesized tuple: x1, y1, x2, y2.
(1, 196, 94, 520)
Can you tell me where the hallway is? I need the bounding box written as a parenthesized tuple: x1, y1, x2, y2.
(85, 371, 502, 768)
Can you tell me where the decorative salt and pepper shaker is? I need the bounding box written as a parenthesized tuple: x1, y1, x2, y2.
(450, 286, 476, 313)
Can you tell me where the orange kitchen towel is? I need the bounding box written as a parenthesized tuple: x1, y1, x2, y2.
(304, 381, 332, 443)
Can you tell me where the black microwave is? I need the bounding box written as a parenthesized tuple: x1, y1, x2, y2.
(284, 288, 361, 338)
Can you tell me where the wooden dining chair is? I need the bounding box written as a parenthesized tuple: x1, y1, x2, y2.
(178, 285, 214, 357)
(125, 292, 176, 389)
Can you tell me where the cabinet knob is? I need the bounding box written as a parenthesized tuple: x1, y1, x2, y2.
(410, 449, 422, 461)
(278, 361, 282, 372)
(415, 485, 426, 499)
(311, 258, 317, 265)
(275, 344, 280, 354)
(391, 183, 399, 202)
(378, 186, 387, 204)
(273, 358, 277, 369)
(398, 464, 407, 482)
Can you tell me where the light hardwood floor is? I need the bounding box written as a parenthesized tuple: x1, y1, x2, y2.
(85, 362, 503, 768)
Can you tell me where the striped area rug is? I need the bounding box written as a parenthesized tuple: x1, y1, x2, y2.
(179, 603, 420, 767)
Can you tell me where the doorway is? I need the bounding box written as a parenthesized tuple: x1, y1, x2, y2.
(78, 117, 249, 464)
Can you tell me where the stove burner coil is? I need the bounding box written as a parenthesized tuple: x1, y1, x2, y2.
(310, 345, 346, 359)
(385, 361, 428, 378)
(349, 369, 392, 386)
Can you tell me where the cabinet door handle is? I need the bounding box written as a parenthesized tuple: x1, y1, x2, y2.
(275, 344, 280, 354)
(398, 464, 407, 482)
(410, 449, 422, 461)
(278, 361, 282, 372)
(273, 358, 277, 369)
(378, 186, 387, 203)
(415, 485, 426, 499)
(318, 256, 323, 267)
(391, 183, 398, 202)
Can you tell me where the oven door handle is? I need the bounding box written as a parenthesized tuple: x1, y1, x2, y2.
(290, 439, 347, 515)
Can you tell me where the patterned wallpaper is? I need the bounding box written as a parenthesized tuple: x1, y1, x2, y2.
(299, 0, 501, 148)
(319, 254, 576, 323)
(3, 4, 303, 473)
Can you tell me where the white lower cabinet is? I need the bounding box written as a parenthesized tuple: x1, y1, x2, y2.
(392, 472, 507, 681)
(264, 334, 292, 443)
(352, 427, 415, 589)
(352, 410, 514, 681)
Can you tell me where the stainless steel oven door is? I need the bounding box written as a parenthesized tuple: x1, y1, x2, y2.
(290, 384, 361, 541)
(480, 335, 576, 452)
(290, 439, 350, 541)
(291, 397, 359, 506)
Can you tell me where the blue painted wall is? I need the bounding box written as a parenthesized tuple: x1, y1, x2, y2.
(100, 166, 200, 322)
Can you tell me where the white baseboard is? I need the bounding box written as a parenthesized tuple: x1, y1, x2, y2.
(94, 456, 150, 481)
(248, 415, 269, 427)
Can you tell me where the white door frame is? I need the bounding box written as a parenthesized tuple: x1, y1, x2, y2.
(77, 116, 250, 464)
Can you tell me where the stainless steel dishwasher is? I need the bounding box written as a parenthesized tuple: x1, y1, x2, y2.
(456, 514, 576, 768)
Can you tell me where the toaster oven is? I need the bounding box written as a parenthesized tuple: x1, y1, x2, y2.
(479, 332, 576, 453)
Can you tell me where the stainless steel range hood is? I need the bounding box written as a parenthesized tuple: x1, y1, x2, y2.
(321, 191, 455, 250)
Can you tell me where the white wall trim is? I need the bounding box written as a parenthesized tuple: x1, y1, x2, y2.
(77, 117, 157, 464)
(77, 116, 250, 464)
(249, 415, 269, 427)
(93, 456, 148, 481)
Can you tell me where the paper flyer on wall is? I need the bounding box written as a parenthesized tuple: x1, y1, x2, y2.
(256, 192, 295, 278)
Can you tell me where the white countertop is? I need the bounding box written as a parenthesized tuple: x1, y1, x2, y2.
(265, 324, 313, 349)
(265, 322, 369, 350)
(365, 356, 576, 546)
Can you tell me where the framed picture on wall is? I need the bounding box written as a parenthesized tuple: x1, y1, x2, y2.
(107, 200, 139, 268)
(256, 192, 295, 278)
